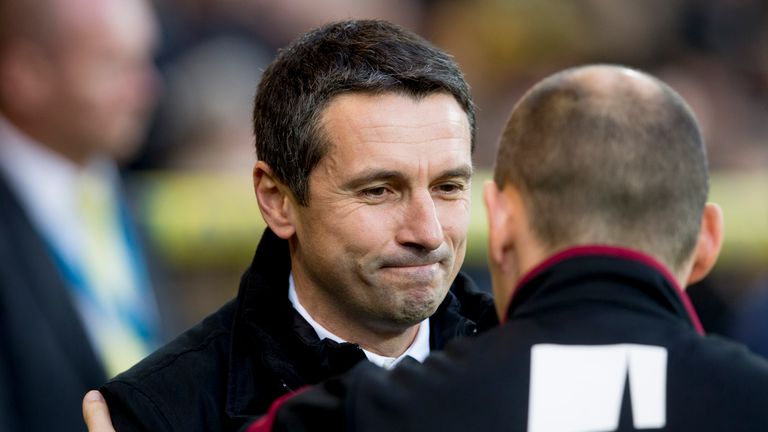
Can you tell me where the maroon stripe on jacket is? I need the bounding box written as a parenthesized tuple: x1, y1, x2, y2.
(246, 386, 310, 432)
(503, 245, 704, 335)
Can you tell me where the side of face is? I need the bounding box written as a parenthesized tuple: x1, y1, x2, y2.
(289, 92, 473, 333)
(483, 181, 513, 319)
(483, 181, 519, 319)
(483, 180, 551, 320)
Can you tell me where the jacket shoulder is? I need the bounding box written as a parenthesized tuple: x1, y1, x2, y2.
(666, 333, 768, 430)
(101, 300, 238, 430)
(680, 333, 768, 383)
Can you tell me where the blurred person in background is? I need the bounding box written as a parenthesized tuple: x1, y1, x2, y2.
(0, 0, 163, 430)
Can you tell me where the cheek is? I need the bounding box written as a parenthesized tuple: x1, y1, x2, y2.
(68, 61, 131, 112)
(437, 199, 471, 243)
(301, 207, 381, 258)
(332, 204, 401, 243)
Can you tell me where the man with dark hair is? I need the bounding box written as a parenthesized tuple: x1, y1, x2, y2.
(95, 19, 495, 431)
(242, 65, 768, 431)
(252, 19, 475, 206)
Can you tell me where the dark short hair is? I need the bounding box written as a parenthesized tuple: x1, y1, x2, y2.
(253, 19, 475, 205)
(494, 65, 708, 270)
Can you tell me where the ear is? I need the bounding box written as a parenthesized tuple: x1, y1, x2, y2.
(686, 203, 724, 285)
(485, 181, 534, 320)
(253, 161, 297, 239)
(483, 180, 513, 268)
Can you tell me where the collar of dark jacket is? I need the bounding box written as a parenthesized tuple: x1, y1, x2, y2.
(503, 245, 704, 334)
(429, 271, 498, 350)
(225, 228, 496, 418)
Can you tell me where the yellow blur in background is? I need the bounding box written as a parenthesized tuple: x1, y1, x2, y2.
(137, 170, 768, 269)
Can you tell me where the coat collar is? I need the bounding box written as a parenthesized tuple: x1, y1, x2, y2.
(504, 245, 704, 335)
(226, 228, 358, 418)
(225, 228, 495, 418)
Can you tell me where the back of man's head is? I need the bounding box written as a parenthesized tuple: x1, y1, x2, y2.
(253, 19, 475, 206)
(494, 64, 708, 272)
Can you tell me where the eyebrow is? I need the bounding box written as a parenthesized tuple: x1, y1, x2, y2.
(342, 164, 474, 190)
(436, 165, 474, 182)
(342, 170, 406, 190)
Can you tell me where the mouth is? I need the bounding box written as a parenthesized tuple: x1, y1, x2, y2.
(382, 262, 439, 270)
(379, 262, 441, 282)
(376, 248, 452, 284)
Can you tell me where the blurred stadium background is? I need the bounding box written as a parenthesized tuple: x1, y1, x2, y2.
(124, 0, 768, 353)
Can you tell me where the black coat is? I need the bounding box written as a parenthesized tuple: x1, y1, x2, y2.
(261, 246, 768, 432)
(0, 173, 107, 432)
(101, 228, 497, 431)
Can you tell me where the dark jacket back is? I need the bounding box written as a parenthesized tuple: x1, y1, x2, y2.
(265, 248, 768, 432)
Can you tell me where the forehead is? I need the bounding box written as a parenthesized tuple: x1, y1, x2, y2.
(317, 92, 472, 175)
(52, 0, 157, 52)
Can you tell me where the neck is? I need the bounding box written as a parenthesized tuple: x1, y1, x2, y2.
(290, 275, 420, 358)
(2, 113, 91, 167)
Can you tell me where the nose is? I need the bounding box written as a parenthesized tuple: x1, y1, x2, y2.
(396, 191, 444, 252)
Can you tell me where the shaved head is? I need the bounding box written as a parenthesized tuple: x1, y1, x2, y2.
(494, 65, 708, 271)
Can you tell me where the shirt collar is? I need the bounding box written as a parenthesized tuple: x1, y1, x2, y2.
(288, 273, 430, 369)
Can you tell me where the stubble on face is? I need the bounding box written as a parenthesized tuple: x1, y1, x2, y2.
(289, 91, 472, 341)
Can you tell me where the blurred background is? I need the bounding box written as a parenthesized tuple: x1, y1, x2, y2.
(122, 0, 768, 353)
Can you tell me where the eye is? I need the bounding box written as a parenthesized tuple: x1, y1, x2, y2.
(437, 184, 459, 193)
(360, 186, 393, 201)
(432, 182, 467, 196)
(364, 186, 387, 196)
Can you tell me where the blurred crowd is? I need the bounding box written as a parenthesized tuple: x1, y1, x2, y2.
(130, 0, 768, 173)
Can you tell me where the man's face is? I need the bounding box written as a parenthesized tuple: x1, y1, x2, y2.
(45, 0, 158, 161)
(290, 92, 472, 333)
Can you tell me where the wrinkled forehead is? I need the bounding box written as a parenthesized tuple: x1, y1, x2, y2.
(315, 91, 472, 176)
(320, 91, 471, 144)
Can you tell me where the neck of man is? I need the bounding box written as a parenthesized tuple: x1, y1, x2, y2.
(3, 113, 91, 167)
(290, 275, 421, 358)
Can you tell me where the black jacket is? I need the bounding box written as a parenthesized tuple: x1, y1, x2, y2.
(261, 246, 768, 432)
(101, 228, 497, 431)
(0, 173, 108, 432)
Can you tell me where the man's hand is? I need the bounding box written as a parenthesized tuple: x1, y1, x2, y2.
(82, 390, 115, 432)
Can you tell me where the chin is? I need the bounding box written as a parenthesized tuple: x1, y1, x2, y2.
(393, 289, 443, 325)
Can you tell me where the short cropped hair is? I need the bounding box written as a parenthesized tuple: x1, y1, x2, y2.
(494, 65, 708, 270)
(253, 19, 475, 206)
